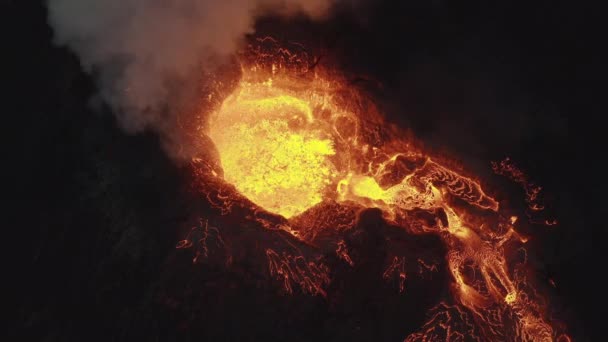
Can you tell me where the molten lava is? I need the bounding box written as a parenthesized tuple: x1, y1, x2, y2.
(208, 80, 337, 218)
(196, 46, 569, 341)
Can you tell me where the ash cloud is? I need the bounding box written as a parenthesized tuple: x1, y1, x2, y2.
(46, 0, 333, 154)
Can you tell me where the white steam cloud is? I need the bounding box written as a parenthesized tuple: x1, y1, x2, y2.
(46, 0, 333, 137)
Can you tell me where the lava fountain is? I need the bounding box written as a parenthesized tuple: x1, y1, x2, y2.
(193, 42, 569, 341)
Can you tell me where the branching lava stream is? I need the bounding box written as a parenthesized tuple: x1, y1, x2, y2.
(191, 43, 569, 341)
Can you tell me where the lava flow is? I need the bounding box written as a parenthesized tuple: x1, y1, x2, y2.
(189, 42, 569, 341)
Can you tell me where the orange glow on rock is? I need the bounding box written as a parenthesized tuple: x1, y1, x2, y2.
(197, 53, 567, 341)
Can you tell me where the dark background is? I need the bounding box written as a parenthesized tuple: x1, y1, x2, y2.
(8, 0, 604, 341)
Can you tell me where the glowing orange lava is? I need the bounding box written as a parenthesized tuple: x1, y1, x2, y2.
(200, 54, 567, 341)
(208, 78, 338, 218)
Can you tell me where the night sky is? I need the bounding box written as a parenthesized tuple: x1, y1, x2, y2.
(9, 1, 603, 341)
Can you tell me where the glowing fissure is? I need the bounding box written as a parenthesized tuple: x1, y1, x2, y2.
(201, 61, 565, 341)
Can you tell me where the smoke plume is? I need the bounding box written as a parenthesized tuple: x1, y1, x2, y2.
(46, 0, 333, 150)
